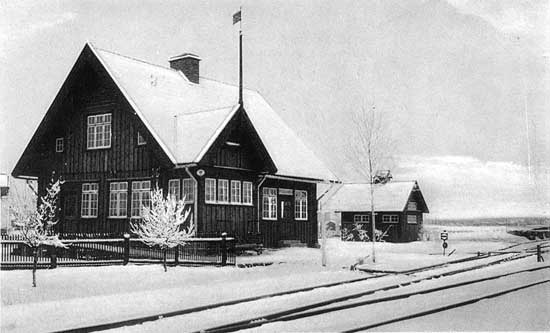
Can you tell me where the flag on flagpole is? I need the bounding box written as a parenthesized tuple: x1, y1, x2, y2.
(233, 10, 241, 25)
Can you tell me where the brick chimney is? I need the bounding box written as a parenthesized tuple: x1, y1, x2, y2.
(169, 53, 201, 84)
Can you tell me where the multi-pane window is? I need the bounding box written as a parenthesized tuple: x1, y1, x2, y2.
(383, 215, 399, 223)
(407, 214, 418, 224)
(407, 202, 417, 211)
(55, 138, 64, 152)
(230, 180, 241, 204)
(183, 179, 195, 202)
(243, 182, 253, 205)
(218, 179, 229, 203)
(262, 187, 277, 220)
(294, 190, 308, 220)
(137, 132, 146, 145)
(354, 214, 369, 223)
(168, 179, 180, 200)
(81, 183, 98, 218)
(205, 178, 216, 203)
(109, 182, 128, 218)
(87, 113, 112, 149)
(131, 181, 151, 218)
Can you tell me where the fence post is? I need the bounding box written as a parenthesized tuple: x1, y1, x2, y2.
(174, 245, 179, 266)
(221, 232, 227, 266)
(49, 246, 57, 269)
(123, 233, 130, 265)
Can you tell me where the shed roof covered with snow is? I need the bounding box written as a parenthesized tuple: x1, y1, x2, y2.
(325, 181, 429, 213)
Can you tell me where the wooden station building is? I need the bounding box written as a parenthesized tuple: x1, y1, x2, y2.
(325, 181, 429, 242)
(12, 43, 337, 247)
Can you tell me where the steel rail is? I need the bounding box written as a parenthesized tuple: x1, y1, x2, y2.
(53, 240, 547, 333)
(195, 258, 548, 333)
(343, 278, 550, 332)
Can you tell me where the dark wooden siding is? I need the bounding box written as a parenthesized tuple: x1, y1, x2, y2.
(341, 209, 422, 243)
(35, 55, 171, 234)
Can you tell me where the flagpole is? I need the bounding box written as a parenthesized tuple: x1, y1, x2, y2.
(238, 7, 243, 106)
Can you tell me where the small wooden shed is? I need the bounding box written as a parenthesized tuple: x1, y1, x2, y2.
(325, 181, 429, 242)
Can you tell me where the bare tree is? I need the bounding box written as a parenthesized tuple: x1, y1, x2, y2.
(131, 188, 195, 272)
(346, 103, 394, 263)
(11, 175, 68, 287)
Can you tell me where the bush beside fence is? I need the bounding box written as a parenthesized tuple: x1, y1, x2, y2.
(1, 234, 235, 270)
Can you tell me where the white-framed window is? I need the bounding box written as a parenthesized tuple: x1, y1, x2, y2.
(87, 113, 112, 149)
(382, 214, 399, 223)
(109, 182, 127, 218)
(168, 179, 180, 200)
(218, 179, 229, 203)
(294, 190, 308, 220)
(131, 181, 151, 218)
(354, 214, 369, 223)
(231, 180, 241, 204)
(407, 202, 417, 211)
(262, 187, 277, 220)
(407, 214, 418, 224)
(243, 182, 253, 205)
(55, 138, 64, 153)
(137, 131, 146, 146)
(205, 178, 216, 203)
(183, 179, 195, 202)
(81, 183, 98, 218)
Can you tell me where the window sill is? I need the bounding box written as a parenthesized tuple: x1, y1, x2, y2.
(81, 216, 97, 219)
(382, 221, 399, 224)
(87, 146, 111, 151)
(108, 216, 127, 219)
(262, 218, 277, 221)
(295, 218, 308, 221)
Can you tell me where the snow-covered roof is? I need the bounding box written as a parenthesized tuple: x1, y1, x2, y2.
(325, 181, 426, 212)
(90, 44, 336, 181)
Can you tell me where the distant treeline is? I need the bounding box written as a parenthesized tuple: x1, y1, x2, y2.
(425, 216, 549, 227)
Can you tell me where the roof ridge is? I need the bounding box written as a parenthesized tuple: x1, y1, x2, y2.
(200, 76, 258, 93)
(95, 46, 179, 73)
(174, 105, 236, 117)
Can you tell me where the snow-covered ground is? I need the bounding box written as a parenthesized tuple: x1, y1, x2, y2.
(0, 225, 539, 332)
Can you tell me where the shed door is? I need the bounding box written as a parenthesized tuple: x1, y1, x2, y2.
(280, 200, 292, 222)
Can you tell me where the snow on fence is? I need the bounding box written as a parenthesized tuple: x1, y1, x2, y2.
(1, 234, 236, 269)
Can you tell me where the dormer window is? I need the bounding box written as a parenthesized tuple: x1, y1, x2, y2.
(87, 113, 111, 149)
(137, 131, 146, 146)
(55, 138, 64, 152)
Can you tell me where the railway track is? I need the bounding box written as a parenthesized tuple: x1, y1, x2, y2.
(56, 240, 548, 333)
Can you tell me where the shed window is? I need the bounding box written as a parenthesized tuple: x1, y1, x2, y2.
(205, 178, 216, 203)
(183, 179, 195, 202)
(55, 138, 64, 152)
(137, 131, 146, 145)
(383, 214, 399, 223)
(81, 183, 98, 218)
(109, 182, 127, 218)
(87, 113, 111, 149)
(168, 179, 180, 200)
(131, 181, 151, 218)
(294, 190, 308, 220)
(262, 187, 277, 220)
(243, 182, 253, 205)
(218, 179, 229, 203)
(231, 180, 241, 204)
(354, 214, 369, 223)
(408, 202, 417, 211)
(407, 214, 418, 224)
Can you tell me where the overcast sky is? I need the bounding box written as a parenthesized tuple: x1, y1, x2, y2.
(0, 0, 548, 218)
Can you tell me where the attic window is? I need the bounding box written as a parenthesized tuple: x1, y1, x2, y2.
(408, 202, 417, 211)
(226, 141, 240, 147)
(55, 138, 64, 152)
(87, 113, 111, 149)
(137, 132, 146, 146)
